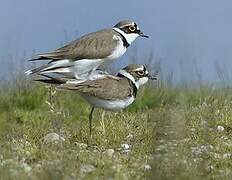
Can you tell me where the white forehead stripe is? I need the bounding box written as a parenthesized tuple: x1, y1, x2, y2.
(134, 67, 144, 71)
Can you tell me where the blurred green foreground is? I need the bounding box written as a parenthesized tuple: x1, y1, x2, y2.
(0, 80, 232, 180)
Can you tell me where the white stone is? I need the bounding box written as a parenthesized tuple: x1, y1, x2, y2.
(121, 144, 130, 150)
(75, 142, 88, 149)
(80, 164, 96, 173)
(217, 125, 225, 132)
(22, 163, 32, 172)
(120, 143, 131, 153)
(42, 133, 65, 145)
(222, 153, 231, 159)
(105, 149, 115, 157)
(126, 134, 133, 139)
(144, 164, 152, 171)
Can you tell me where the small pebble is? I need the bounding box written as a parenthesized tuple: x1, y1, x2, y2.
(217, 125, 224, 132)
(80, 164, 96, 173)
(144, 164, 152, 171)
(75, 142, 88, 149)
(42, 133, 65, 145)
(105, 149, 115, 157)
(222, 153, 231, 159)
(126, 134, 133, 139)
(22, 163, 32, 172)
(120, 144, 131, 153)
(121, 144, 130, 150)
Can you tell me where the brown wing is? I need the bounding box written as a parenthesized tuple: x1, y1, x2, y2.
(59, 77, 133, 100)
(33, 29, 119, 61)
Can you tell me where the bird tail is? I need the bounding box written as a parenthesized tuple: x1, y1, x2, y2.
(33, 73, 86, 87)
(33, 74, 68, 85)
(25, 60, 72, 76)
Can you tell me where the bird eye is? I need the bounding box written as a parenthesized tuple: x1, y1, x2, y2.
(129, 26, 136, 32)
(137, 71, 145, 76)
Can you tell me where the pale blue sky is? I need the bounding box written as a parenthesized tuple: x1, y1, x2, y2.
(1, 0, 232, 83)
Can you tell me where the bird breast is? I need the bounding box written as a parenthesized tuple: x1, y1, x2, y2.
(106, 35, 127, 60)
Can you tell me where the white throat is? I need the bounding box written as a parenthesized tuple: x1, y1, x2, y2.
(118, 69, 138, 89)
(113, 27, 139, 45)
(136, 77, 148, 88)
(118, 70, 149, 90)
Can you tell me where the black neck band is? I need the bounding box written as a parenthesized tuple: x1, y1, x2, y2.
(117, 73, 137, 97)
(113, 29, 130, 48)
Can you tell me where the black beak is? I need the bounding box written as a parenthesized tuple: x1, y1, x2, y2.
(148, 75, 157, 80)
(147, 73, 158, 80)
(139, 31, 149, 38)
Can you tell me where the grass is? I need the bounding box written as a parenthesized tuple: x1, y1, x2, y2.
(0, 81, 232, 179)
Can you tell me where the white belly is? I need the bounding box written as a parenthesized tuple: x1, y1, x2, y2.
(82, 95, 135, 111)
(72, 59, 104, 78)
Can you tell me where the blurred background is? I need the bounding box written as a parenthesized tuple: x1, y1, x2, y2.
(1, 0, 232, 85)
(1, 1, 232, 179)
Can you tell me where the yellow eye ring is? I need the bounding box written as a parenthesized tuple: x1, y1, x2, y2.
(137, 71, 145, 76)
(129, 26, 136, 32)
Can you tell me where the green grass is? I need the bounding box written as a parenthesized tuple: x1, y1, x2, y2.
(0, 82, 232, 179)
